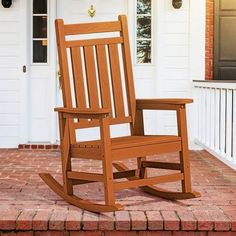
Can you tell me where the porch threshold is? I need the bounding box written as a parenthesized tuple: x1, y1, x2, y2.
(18, 143, 60, 150)
(1, 149, 236, 235)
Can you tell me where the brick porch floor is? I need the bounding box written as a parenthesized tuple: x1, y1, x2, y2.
(0, 149, 236, 236)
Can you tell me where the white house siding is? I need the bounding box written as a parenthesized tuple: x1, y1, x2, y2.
(141, 0, 205, 148)
(0, 1, 22, 148)
(156, 0, 192, 137)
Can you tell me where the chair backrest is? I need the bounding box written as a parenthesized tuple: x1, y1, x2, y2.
(55, 15, 136, 133)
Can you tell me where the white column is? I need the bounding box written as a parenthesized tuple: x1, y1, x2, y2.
(189, 0, 206, 81)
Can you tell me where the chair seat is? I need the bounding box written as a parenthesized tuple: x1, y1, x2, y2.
(75, 135, 181, 149)
(71, 135, 182, 160)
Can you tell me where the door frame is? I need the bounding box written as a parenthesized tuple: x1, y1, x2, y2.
(20, 0, 58, 144)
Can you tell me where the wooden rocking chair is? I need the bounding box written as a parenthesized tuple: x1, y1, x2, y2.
(40, 15, 200, 213)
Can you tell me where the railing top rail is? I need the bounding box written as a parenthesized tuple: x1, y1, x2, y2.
(193, 80, 236, 90)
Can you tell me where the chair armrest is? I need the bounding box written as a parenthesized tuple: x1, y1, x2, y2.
(136, 98, 193, 110)
(54, 107, 111, 119)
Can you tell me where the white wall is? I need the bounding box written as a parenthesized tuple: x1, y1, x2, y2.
(150, 0, 205, 148)
(0, 1, 23, 147)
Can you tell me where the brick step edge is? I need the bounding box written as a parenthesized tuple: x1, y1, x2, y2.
(1, 231, 235, 236)
(18, 144, 60, 150)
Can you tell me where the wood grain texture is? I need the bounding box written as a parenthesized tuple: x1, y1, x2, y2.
(108, 43, 125, 118)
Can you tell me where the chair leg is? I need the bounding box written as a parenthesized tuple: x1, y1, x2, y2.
(137, 156, 147, 179)
(61, 152, 73, 195)
(177, 105, 192, 193)
(100, 116, 115, 206)
(59, 115, 73, 195)
(102, 156, 115, 205)
(179, 149, 192, 193)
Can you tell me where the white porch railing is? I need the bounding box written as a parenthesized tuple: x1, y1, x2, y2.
(193, 81, 236, 170)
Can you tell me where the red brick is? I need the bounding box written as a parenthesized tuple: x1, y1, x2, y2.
(98, 212, 114, 230)
(138, 232, 172, 236)
(45, 145, 52, 150)
(145, 211, 163, 230)
(18, 144, 24, 149)
(161, 210, 180, 231)
(205, 0, 214, 80)
(208, 233, 236, 236)
(49, 210, 67, 230)
(16, 232, 34, 236)
(65, 209, 82, 230)
(114, 211, 130, 230)
(177, 210, 197, 230)
(70, 232, 102, 236)
(0, 209, 21, 230)
(224, 210, 236, 231)
(192, 210, 213, 231)
(35, 231, 68, 236)
(104, 232, 136, 236)
(16, 210, 36, 230)
(33, 210, 52, 230)
(32, 145, 38, 149)
(1, 233, 17, 236)
(82, 211, 98, 230)
(208, 210, 231, 231)
(130, 211, 147, 230)
(172, 233, 207, 236)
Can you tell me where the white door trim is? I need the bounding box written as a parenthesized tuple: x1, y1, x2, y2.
(189, 0, 205, 81)
(49, 0, 58, 143)
(19, 0, 29, 144)
(20, 0, 58, 144)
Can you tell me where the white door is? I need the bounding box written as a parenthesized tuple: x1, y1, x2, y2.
(28, 0, 57, 143)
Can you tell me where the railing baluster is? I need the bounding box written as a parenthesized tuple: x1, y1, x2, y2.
(209, 88, 215, 149)
(202, 88, 206, 145)
(226, 89, 233, 160)
(198, 87, 202, 142)
(214, 88, 220, 152)
(220, 89, 226, 157)
(206, 88, 212, 147)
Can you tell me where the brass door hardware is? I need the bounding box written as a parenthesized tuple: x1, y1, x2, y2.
(88, 5, 96, 17)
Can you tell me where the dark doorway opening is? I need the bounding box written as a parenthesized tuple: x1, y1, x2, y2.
(214, 0, 236, 80)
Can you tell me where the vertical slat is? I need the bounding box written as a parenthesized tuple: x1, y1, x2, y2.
(233, 90, 236, 163)
(119, 15, 136, 124)
(71, 47, 87, 108)
(209, 88, 215, 149)
(198, 88, 203, 142)
(215, 88, 220, 152)
(220, 89, 226, 156)
(84, 46, 99, 109)
(226, 89, 232, 159)
(96, 45, 112, 112)
(108, 43, 125, 117)
(202, 88, 206, 145)
(206, 88, 211, 146)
